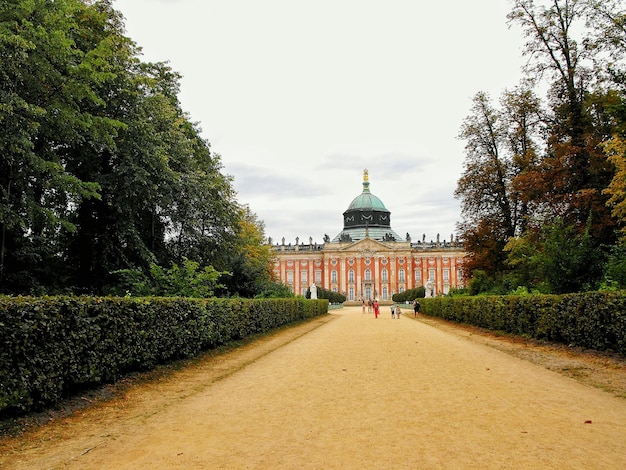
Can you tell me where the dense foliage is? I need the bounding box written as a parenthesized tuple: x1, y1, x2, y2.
(421, 291, 626, 354)
(392, 287, 425, 303)
(456, 0, 626, 294)
(0, 295, 328, 415)
(0, 0, 277, 297)
(306, 285, 346, 303)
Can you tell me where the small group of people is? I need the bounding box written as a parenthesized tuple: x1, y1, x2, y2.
(361, 298, 403, 319)
(361, 299, 382, 318)
(390, 304, 401, 319)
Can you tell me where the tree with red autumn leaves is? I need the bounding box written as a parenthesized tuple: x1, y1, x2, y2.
(457, 0, 626, 293)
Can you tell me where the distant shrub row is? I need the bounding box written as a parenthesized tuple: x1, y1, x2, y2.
(306, 286, 346, 303)
(421, 291, 626, 354)
(392, 287, 425, 303)
(0, 296, 328, 416)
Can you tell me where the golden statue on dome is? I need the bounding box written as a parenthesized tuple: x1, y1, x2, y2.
(363, 168, 369, 182)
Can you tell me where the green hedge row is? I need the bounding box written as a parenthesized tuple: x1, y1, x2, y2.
(392, 287, 425, 303)
(421, 291, 626, 354)
(0, 296, 328, 416)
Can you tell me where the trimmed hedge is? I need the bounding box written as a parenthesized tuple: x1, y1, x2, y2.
(392, 287, 425, 303)
(0, 296, 328, 416)
(421, 291, 626, 354)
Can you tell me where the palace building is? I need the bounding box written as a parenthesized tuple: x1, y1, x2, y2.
(270, 170, 465, 302)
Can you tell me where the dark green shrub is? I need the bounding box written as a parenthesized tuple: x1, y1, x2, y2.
(392, 287, 425, 303)
(0, 296, 328, 416)
(306, 286, 346, 303)
(421, 291, 626, 355)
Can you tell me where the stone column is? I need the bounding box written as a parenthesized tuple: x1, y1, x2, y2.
(339, 256, 346, 296)
(389, 257, 395, 297)
(436, 256, 442, 295)
(280, 261, 286, 288)
(294, 260, 300, 296)
(309, 260, 314, 289)
(356, 256, 362, 299)
(374, 257, 380, 300)
(323, 257, 330, 290)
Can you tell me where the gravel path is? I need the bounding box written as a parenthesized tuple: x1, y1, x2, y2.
(2, 307, 626, 469)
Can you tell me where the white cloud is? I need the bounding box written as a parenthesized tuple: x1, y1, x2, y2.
(113, 0, 525, 243)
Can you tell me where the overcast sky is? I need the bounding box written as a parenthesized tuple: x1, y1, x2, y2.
(112, 0, 526, 245)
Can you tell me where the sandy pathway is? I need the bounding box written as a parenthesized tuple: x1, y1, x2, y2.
(3, 307, 626, 469)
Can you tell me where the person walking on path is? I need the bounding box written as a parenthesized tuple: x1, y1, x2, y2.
(395, 305, 401, 319)
(373, 299, 380, 318)
(362, 299, 366, 314)
(413, 299, 421, 317)
(391, 305, 395, 319)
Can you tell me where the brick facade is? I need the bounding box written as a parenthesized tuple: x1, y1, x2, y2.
(272, 237, 465, 299)
(270, 170, 465, 300)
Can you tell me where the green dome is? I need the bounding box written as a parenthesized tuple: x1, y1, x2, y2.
(347, 189, 388, 211)
(332, 169, 401, 243)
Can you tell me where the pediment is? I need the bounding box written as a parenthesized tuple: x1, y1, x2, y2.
(338, 237, 389, 253)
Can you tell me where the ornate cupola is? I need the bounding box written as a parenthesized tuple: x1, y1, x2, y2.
(332, 169, 402, 242)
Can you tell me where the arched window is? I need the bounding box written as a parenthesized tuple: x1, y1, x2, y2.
(365, 269, 371, 281)
(331, 270, 337, 283)
(381, 269, 388, 282)
(399, 269, 405, 282)
(348, 269, 355, 283)
(382, 287, 388, 300)
(349, 287, 354, 300)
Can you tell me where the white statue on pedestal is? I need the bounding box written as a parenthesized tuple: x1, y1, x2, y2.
(310, 283, 318, 299)
(425, 280, 435, 298)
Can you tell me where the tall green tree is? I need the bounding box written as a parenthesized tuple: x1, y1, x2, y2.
(217, 206, 276, 298)
(62, 4, 171, 292)
(456, 87, 543, 278)
(505, 217, 604, 293)
(0, 0, 122, 292)
(508, 0, 617, 243)
(585, 1, 626, 241)
(456, 0, 623, 293)
(585, 0, 626, 85)
(603, 131, 626, 240)
(0, 0, 251, 295)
